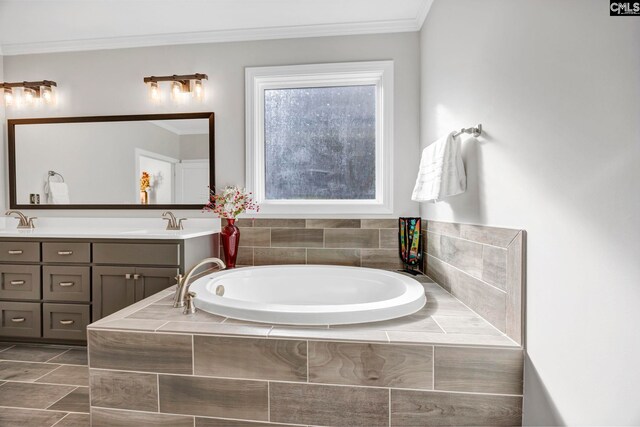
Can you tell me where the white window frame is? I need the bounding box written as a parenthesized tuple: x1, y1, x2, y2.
(245, 61, 394, 215)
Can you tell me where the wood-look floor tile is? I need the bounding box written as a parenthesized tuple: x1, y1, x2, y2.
(37, 365, 88, 386)
(159, 375, 268, 420)
(158, 320, 271, 337)
(387, 331, 518, 347)
(90, 369, 158, 411)
(306, 248, 361, 266)
(253, 219, 305, 228)
(194, 335, 307, 381)
(0, 345, 69, 362)
(0, 407, 66, 427)
(125, 303, 225, 322)
(435, 347, 524, 395)
(89, 318, 168, 332)
(309, 341, 433, 388)
(325, 228, 379, 249)
(506, 231, 524, 346)
(0, 360, 61, 381)
(0, 381, 75, 409)
(53, 413, 91, 427)
(48, 386, 89, 413)
(459, 224, 520, 248)
(439, 235, 483, 278)
(332, 306, 443, 332)
(91, 407, 194, 427)
(391, 389, 522, 426)
(433, 315, 502, 336)
(270, 382, 389, 427)
(426, 221, 461, 237)
(47, 348, 87, 366)
(88, 330, 192, 374)
(0, 343, 14, 352)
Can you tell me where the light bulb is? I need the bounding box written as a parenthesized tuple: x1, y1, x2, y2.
(3, 88, 13, 106)
(24, 87, 37, 104)
(41, 85, 54, 104)
(148, 81, 161, 101)
(171, 81, 183, 99)
(193, 79, 204, 100)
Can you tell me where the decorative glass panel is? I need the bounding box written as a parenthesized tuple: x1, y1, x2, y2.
(264, 85, 376, 200)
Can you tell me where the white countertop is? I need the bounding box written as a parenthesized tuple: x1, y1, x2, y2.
(0, 217, 221, 240)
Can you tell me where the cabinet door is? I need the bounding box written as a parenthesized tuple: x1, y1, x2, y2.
(92, 266, 135, 321)
(134, 267, 179, 302)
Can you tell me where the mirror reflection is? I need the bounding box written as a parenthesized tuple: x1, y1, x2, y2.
(13, 117, 211, 206)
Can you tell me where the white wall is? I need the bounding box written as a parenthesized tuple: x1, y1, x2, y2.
(420, 1, 640, 425)
(2, 32, 420, 217)
(0, 53, 5, 211)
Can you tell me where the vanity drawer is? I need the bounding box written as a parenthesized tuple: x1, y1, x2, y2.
(43, 266, 90, 302)
(43, 242, 91, 264)
(93, 243, 180, 266)
(43, 303, 90, 341)
(0, 265, 41, 300)
(0, 301, 41, 338)
(0, 241, 40, 263)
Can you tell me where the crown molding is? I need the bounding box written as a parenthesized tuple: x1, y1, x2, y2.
(0, 18, 421, 56)
(416, 0, 435, 30)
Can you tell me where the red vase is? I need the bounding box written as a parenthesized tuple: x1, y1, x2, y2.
(221, 218, 240, 269)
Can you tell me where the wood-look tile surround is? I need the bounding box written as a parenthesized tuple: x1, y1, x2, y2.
(228, 218, 402, 269)
(423, 220, 525, 345)
(88, 278, 524, 426)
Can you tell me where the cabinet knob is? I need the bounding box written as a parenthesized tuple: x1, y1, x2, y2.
(7, 250, 23, 255)
(59, 320, 75, 325)
(10, 317, 26, 323)
(57, 250, 74, 256)
(10, 280, 26, 286)
(133, 274, 141, 280)
(59, 282, 75, 287)
(125, 273, 132, 279)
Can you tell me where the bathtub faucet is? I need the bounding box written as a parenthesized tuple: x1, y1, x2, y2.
(173, 257, 226, 313)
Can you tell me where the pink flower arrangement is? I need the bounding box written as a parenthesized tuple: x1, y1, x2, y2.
(203, 186, 259, 219)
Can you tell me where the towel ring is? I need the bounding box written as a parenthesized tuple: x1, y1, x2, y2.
(48, 170, 65, 183)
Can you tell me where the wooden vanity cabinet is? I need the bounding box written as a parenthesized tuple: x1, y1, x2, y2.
(0, 234, 216, 343)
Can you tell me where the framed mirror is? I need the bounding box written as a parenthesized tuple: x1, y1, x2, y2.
(8, 112, 214, 209)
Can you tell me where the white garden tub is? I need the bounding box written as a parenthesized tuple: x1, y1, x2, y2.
(189, 265, 426, 325)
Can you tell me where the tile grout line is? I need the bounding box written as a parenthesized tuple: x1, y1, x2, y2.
(388, 388, 391, 427)
(432, 346, 435, 390)
(0, 345, 16, 354)
(0, 405, 88, 415)
(50, 412, 70, 427)
(85, 367, 523, 396)
(153, 321, 171, 332)
(156, 374, 160, 413)
(191, 334, 195, 376)
(267, 381, 271, 421)
(430, 316, 447, 334)
(31, 364, 65, 383)
(45, 348, 71, 363)
(425, 228, 514, 250)
(46, 385, 79, 410)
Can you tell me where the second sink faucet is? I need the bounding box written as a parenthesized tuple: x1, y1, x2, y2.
(162, 211, 187, 231)
(5, 210, 37, 229)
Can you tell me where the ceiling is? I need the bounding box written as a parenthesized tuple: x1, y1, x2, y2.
(0, 0, 433, 56)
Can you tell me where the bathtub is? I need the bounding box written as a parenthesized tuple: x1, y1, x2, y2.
(189, 265, 426, 325)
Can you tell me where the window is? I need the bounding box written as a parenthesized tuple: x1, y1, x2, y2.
(246, 61, 393, 215)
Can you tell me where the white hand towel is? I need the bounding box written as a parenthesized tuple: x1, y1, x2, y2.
(411, 132, 466, 202)
(46, 182, 70, 204)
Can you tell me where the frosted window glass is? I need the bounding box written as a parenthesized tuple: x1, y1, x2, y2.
(264, 85, 376, 200)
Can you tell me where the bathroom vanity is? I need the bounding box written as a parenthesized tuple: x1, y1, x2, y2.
(0, 217, 220, 344)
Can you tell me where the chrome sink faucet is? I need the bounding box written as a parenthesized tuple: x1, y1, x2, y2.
(162, 211, 186, 230)
(173, 257, 226, 313)
(5, 210, 37, 229)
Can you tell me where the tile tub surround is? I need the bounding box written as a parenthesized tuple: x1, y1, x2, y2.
(423, 220, 526, 346)
(227, 218, 402, 269)
(87, 276, 524, 426)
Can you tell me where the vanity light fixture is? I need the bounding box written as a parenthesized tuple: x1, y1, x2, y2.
(143, 73, 208, 102)
(0, 80, 57, 107)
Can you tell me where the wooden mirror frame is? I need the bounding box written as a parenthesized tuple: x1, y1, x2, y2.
(8, 112, 215, 210)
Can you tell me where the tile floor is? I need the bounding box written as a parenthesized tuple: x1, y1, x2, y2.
(0, 343, 90, 427)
